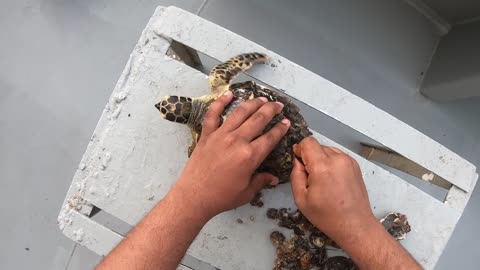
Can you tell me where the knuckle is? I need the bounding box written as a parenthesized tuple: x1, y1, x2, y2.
(253, 97, 266, 107)
(262, 131, 279, 144)
(239, 146, 254, 160)
(251, 111, 268, 123)
(350, 157, 360, 168)
(209, 100, 222, 112)
(265, 102, 279, 114)
(309, 159, 332, 174)
(224, 113, 241, 127)
(202, 117, 213, 127)
(302, 136, 316, 146)
(205, 107, 219, 121)
(205, 106, 216, 116)
(311, 164, 325, 176)
(263, 131, 275, 142)
(203, 111, 213, 122)
(224, 134, 237, 145)
(234, 103, 249, 116)
(330, 147, 342, 153)
(335, 154, 354, 167)
(275, 121, 289, 133)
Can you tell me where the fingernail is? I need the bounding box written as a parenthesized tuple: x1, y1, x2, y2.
(276, 101, 284, 110)
(281, 118, 290, 126)
(270, 177, 279, 186)
(223, 90, 232, 96)
(259, 97, 268, 103)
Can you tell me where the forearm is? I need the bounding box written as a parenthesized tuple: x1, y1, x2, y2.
(333, 219, 422, 270)
(96, 185, 210, 270)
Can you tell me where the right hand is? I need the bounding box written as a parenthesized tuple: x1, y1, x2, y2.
(290, 137, 377, 243)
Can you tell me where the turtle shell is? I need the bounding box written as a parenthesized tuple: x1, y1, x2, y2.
(224, 81, 312, 183)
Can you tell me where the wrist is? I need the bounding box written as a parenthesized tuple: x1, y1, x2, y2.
(331, 215, 421, 270)
(326, 214, 381, 249)
(332, 215, 394, 264)
(166, 180, 217, 224)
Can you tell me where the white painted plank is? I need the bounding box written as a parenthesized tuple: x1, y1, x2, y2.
(445, 178, 479, 211)
(58, 6, 477, 270)
(152, 6, 476, 192)
(61, 210, 123, 256)
(72, 41, 460, 269)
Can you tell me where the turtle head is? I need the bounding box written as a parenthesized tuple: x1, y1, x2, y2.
(155, 95, 193, 124)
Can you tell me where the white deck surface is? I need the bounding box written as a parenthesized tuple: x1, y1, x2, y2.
(57, 7, 477, 270)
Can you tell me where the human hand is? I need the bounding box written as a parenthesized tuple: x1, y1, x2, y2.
(290, 137, 377, 243)
(171, 91, 290, 220)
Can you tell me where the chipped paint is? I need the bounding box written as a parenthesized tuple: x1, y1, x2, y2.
(422, 172, 435, 181)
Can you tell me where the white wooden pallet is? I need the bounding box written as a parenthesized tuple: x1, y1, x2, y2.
(58, 6, 478, 270)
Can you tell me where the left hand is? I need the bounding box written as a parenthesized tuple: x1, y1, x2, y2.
(171, 91, 290, 220)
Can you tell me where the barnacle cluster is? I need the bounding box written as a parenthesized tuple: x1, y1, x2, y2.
(267, 208, 410, 270)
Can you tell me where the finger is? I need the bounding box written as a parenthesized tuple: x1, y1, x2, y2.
(202, 91, 233, 137)
(237, 102, 284, 140)
(294, 137, 328, 163)
(290, 157, 308, 206)
(250, 119, 290, 166)
(222, 97, 268, 131)
(246, 173, 278, 198)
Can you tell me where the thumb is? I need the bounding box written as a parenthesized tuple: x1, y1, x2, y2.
(291, 157, 308, 206)
(247, 173, 278, 197)
(293, 143, 301, 158)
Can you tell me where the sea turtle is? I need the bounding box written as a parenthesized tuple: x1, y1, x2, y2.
(155, 53, 311, 183)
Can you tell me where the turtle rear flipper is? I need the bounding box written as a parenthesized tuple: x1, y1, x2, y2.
(209, 53, 268, 94)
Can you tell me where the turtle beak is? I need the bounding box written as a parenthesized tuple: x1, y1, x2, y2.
(154, 102, 161, 111)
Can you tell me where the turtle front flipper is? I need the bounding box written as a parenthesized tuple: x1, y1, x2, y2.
(209, 53, 268, 94)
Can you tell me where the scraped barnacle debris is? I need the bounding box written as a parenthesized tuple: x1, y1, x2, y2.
(270, 231, 286, 247)
(271, 233, 316, 270)
(321, 256, 358, 270)
(267, 208, 411, 270)
(267, 208, 279, 219)
(309, 230, 326, 249)
(250, 191, 264, 207)
(289, 210, 303, 223)
(380, 212, 411, 240)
